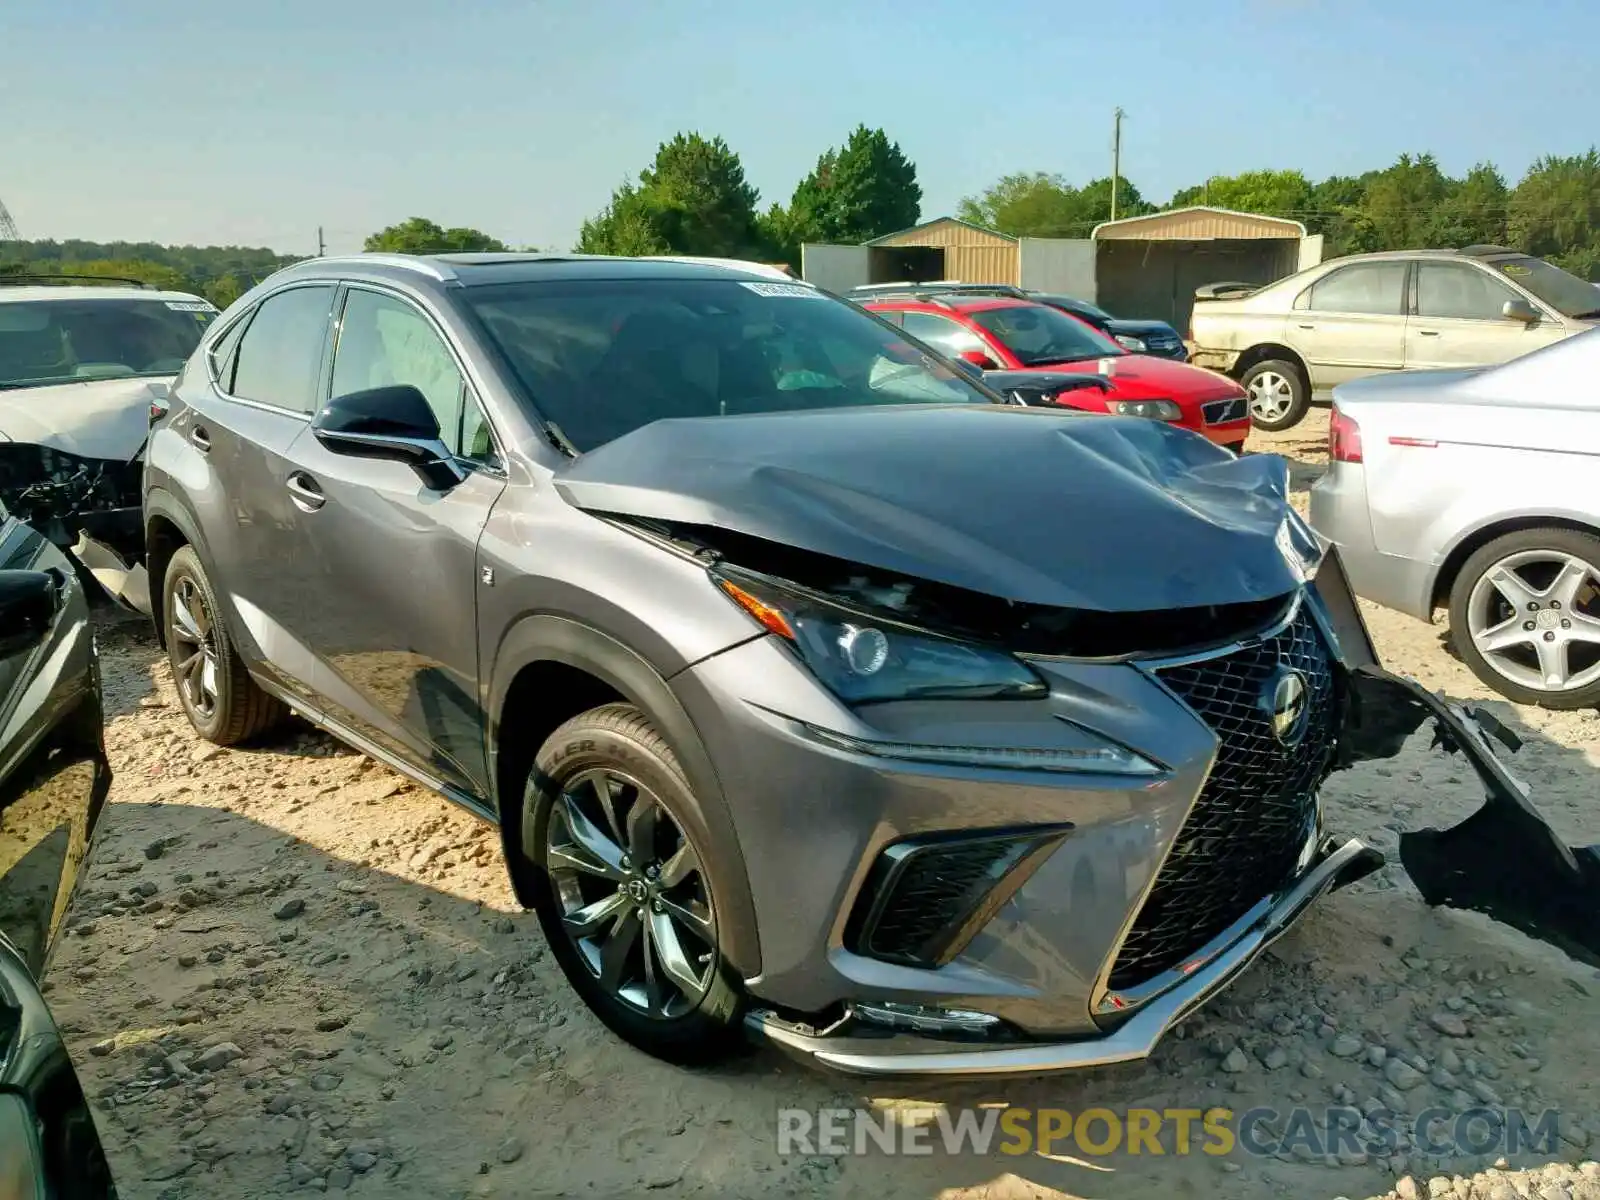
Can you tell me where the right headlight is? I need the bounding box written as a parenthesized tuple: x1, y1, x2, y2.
(1112, 399, 1183, 421)
(713, 570, 1045, 705)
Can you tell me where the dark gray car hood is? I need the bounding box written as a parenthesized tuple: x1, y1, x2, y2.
(553, 404, 1310, 612)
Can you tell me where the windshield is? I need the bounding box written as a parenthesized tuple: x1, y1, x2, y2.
(0, 298, 214, 389)
(1489, 256, 1600, 319)
(463, 278, 992, 451)
(966, 303, 1123, 366)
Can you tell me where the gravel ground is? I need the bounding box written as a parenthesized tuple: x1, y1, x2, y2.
(47, 409, 1600, 1199)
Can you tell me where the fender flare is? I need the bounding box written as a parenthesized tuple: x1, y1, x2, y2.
(489, 614, 761, 978)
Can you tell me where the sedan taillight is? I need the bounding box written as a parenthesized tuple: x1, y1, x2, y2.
(1329, 406, 1363, 463)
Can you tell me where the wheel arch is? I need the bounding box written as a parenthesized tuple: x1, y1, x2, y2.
(1430, 513, 1600, 614)
(143, 489, 206, 650)
(1233, 343, 1309, 384)
(489, 615, 760, 978)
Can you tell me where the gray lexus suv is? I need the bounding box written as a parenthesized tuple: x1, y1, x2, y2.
(144, 252, 1493, 1076)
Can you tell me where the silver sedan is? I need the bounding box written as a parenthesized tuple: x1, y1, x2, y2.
(1309, 329, 1600, 708)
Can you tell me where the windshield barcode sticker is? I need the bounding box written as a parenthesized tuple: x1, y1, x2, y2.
(739, 281, 821, 299)
(166, 300, 218, 312)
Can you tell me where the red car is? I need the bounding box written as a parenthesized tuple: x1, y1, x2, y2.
(864, 294, 1252, 451)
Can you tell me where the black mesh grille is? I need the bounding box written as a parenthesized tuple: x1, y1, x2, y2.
(1107, 604, 1339, 991)
(852, 838, 1026, 966)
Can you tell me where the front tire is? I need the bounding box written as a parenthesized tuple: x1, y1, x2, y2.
(519, 703, 744, 1065)
(1448, 527, 1600, 709)
(162, 546, 285, 744)
(1241, 359, 1310, 431)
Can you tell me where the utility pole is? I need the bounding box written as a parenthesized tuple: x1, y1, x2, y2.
(1110, 107, 1125, 223)
(317, 226, 326, 256)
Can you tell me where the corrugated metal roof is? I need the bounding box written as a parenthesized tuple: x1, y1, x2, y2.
(866, 217, 1017, 247)
(1092, 206, 1306, 241)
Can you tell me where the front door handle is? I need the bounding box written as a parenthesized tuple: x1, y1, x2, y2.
(189, 425, 211, 452)
(1295, 323, 1315, 330)
(1417, 329, 1440, 337)
(285, 472, 326, 512)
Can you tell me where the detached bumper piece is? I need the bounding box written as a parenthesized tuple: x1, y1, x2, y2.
(748, 836, 1380, 1078)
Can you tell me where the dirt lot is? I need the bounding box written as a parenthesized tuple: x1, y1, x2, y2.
(49, 410, 1600, 1199)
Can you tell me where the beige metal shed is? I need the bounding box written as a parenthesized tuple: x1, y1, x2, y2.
(1091, 206, 1316, 332)
(864, 218, 1020, 285)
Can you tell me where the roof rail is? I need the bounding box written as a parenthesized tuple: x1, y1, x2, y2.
(292, 254, 458, 282)
(0, 273, 161, 290)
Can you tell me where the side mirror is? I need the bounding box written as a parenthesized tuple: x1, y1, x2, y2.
(1503, 298, 1539, 324)
(312, 385, 464, 490)
(0, 570, 60, 658)
(957, 348, 999, 371)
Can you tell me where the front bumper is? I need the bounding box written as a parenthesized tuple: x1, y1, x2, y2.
(748, 836, 1378, 1077)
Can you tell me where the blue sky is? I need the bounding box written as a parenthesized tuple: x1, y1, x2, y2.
(4, 0, 1597, 254)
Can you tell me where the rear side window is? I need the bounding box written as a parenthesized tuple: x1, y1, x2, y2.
(230, 286, 335, 413)
(900, 311, 988, 357)
(1304, 263, 1408, 316)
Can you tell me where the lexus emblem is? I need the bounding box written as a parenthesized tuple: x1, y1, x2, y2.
(1264, 668, 1309, 746)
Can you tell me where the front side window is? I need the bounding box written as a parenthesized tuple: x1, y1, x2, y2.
(1304, 263, 1408, 316)
(965, 303, 1122, 367)
(1416, 263, 1523, 321)
(461, 278, 989, 452)
(332, 289, 476, 455)
(0, 298, 215, 390)
(231, 286, 335, 413)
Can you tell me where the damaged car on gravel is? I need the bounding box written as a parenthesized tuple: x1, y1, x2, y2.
(141, 252, 1553, 1076)
(0, 275, 218, 611)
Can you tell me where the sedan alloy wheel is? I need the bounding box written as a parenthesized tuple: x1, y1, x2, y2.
(1465, 548, 1600, 695)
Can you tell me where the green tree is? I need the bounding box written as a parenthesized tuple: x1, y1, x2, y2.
(577, 183, 670, 256)
(363, 217, 508, 254)
(57, 258, 194, 292)
(1508, 151, 1600, 279)
(957, 172, 1150, 237)
(1167, 170, 1313, 219)
(1361, 153, 1452, 249)
(1427, 162, 1509, 247)
(204, 272, 245, 309)
(787, 126, 921, 245)
(578, 133, 762, 258)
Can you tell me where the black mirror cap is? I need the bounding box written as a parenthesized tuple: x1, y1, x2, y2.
(0, 569, 60, 659)
(313, 384, 443, 442)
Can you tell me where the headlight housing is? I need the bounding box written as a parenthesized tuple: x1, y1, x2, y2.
(1111, 398, 1183, 421)
(1114, 334, 1148, 352)
(714, 571, 1045, 705)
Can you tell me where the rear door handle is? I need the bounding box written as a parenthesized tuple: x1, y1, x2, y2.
(1295, 323, 1315, 330)
(1417, 329, 1440, 336)
(189, 425, 211, 452)
(285, 472, 326, 512)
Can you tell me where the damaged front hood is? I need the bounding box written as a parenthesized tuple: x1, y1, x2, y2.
(554, 404, 1311, 611)
(0, 376, 166, 460)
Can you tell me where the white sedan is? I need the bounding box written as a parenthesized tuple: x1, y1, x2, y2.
(1309, 328, 1600, 708)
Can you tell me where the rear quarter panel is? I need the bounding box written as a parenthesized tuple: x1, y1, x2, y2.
(1354, 396, 1600, 589)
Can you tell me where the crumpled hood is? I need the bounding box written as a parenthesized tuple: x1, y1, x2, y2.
(0, 376, 166, 460)
(554, 404, 1310, 611)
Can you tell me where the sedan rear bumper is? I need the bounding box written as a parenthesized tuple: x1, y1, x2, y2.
(747, 835, 1380, 1077)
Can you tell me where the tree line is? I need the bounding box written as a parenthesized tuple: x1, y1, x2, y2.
(4, 138, 1597, 298)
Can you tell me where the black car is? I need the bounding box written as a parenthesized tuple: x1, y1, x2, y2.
(845, 283, 1189, 360)
(0, 502, 116, 1196)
